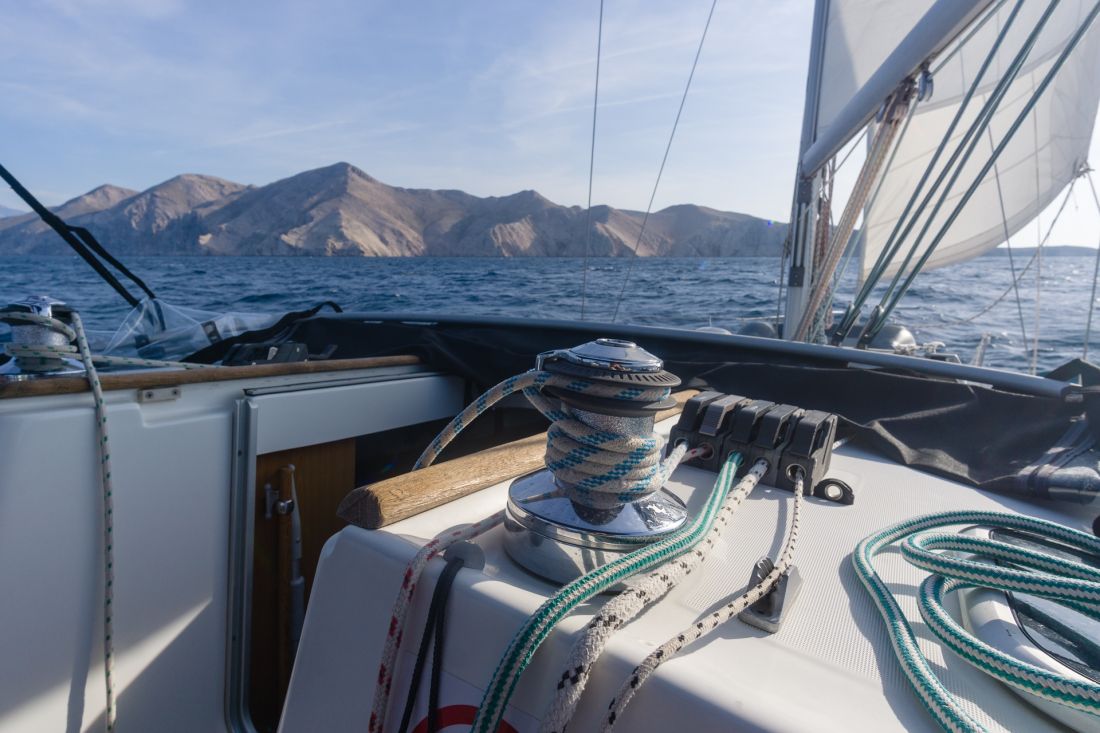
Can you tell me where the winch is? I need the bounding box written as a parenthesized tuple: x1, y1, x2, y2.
(503, 338, 687, 583)
(0, 295, 84, 379)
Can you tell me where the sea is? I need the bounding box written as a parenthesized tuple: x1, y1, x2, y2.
(1, 254, 1097, 374)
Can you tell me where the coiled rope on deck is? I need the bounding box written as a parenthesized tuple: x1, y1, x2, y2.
(370, 370, 689, 733)
(1, 310, 212, 732)
(853, 510, 1100, 733)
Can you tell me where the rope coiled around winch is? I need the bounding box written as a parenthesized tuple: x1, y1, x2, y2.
(414, 370, 684, 508)
(1, 310, 212, 733)
(2, 311, 215, 373)
(369, 369, 688, 733)
(853, 510, 1100, 733)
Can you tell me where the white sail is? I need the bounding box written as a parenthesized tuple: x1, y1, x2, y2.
(815, 0, 938, 150)
(860, 0, 1100, 280)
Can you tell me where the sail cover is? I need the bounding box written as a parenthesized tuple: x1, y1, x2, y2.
(857, 0, 1100, 280)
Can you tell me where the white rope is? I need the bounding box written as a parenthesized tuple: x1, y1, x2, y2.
(793, 101, 906, 342)
(1, 310, 215, 732)
(539, 460, 768, 733)
(72, 311, 119, 732)
(469, 451, 730, 733)
(601, 471, 805, 730)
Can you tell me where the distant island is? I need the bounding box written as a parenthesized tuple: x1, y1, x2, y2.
(986, 245, 1099, 257)
(0, 162, 787, 257)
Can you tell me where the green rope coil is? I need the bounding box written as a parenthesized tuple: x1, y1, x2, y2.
(853, 510, 1100, 733)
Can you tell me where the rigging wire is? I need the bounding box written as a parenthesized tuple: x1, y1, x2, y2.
(957, 177, 1077, 323)
(1031, 83, 1044, 375)
(1084, 170, 1100, 360)
(866, 0, 1095, 343)
(833, 0, 1027, 344)
(834, 125, 869, 173)
(610, 0, 718, 323)
(930, 0, 1011, 76)
(869, 0, 1042, 320)
(579, 0, 605, 321)
(986, 125, 1030, 349)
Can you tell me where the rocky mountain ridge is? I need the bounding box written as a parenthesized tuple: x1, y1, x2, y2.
(0, 163, 787, 257)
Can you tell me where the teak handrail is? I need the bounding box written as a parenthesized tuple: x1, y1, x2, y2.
(0, 355, 421, 399)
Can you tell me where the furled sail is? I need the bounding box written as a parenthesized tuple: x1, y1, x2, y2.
(859, 0, 1100, 280)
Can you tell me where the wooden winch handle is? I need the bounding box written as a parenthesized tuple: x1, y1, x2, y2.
(337, 389, 700, 530)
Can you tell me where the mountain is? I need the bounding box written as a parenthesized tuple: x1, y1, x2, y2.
(0, 163, 787, 257)
(0, 184, 137, 237)
(0, 204, 25, 218)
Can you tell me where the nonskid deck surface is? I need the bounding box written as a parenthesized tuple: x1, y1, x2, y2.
(283, 421, 1086, 732)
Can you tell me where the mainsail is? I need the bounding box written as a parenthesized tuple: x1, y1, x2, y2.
(814, 0, 938, 153)
(785, 0, 1100, 343)
(859, 0, 1100, 280)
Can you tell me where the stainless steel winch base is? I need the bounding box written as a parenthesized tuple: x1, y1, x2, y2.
(503, 469, 688, 585)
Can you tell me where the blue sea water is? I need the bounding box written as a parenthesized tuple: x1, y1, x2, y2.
(1, 254, 1097, 373)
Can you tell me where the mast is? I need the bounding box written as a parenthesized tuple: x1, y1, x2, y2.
(782, 0, 829, 336)
(782, 0, 996, 340)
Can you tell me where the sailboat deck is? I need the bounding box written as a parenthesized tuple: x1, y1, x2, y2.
(283, 419, 1087, 732)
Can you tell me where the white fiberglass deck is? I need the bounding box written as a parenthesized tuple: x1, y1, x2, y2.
(283, 422, 1091, 732)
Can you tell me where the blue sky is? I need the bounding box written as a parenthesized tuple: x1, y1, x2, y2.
(0, 0, 810, 219)
(1, 0, 1098, 244)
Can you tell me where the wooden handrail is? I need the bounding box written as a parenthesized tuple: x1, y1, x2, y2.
(0, 354, 421, 399)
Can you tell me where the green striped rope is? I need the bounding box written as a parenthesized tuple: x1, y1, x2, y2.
(853, 510, 1100, 733)
(470, 453, 757, 733)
